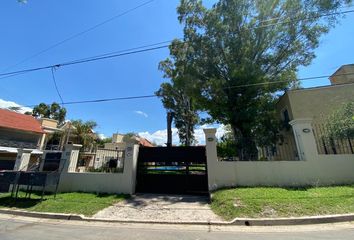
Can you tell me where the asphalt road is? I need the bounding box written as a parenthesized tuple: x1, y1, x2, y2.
(0, 214, 354, 240)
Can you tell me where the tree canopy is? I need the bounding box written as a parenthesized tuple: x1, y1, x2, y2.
(32, 102, 67, 125)
(158, 0, 351, 154)
(324, 101, 354, 139)
(71, 120, 98, 151)
(156, 83, 199, 146)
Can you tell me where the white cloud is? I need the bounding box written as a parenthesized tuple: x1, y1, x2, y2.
(0, 99, 32, 114)
(139, 128, 179, 146)
(134, 110, 148, 118)
(98, 133, 107, 140)
(138, 124, 226, 146)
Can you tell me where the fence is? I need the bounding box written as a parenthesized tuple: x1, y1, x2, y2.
(217, 133, 299, 161)
(58, 144, 139, 194)
(312, 124, 354, 155)
(204, 121, 354, 191)
(0, 139, 37, 149)
(77, 148, 125, 173)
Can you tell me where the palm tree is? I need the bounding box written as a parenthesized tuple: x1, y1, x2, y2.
(71, 120, 98, 151)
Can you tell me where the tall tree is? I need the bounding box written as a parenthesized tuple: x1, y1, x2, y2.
(71, 120, 98, 151)
(159, 0, 351, 158)
(156, 83, 199, 146)
(32, 102, 66, 124)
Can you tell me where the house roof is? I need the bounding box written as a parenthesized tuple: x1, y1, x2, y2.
(276, 82, 354, 104)
(137, 137, 154, 147)
(330, 64, 354, 78)
(0, 109, 44, 134)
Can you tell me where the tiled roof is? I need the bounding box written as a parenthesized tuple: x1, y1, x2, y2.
(0, 109, 44, 134)
(138, 137, 154, 147)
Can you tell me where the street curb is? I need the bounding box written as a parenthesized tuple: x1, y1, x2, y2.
(1, 209, 354, 226)
(0, 209, 83, 221)
(230, 214, 354, 226)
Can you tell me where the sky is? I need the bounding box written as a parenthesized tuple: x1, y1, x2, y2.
(0, 0, 354, 145)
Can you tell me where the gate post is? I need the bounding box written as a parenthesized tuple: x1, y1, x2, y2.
(289, 118, 318, 161)
(124, 144, 139, 194)
(14, 149, 32, 171)
(203, 128, 218, 191)
(61, 144, 82, 173)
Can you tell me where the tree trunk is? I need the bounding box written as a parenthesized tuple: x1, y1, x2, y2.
(231, 123, 258, 161)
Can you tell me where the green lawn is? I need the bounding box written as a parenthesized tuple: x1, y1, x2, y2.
(211, 186, 354, 220)
(0, 192, 129, 216)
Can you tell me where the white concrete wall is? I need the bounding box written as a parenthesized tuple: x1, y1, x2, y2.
(204, 119, 354, 191)
(58, 144, 139, 194)
(57, 172, 133, 194)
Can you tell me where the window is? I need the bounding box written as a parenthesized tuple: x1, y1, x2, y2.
(282, 108, 291, 130)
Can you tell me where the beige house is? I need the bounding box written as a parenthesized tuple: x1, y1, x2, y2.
(277, 65, 354, 124)
(276, 64, 354, 156)
(104, 133, 154, 150)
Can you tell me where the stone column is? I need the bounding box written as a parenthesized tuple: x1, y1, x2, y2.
(13, 149, 32, 171)
(289, 118, 318, 161)
(123, 144, 139, 194)
(38, 133, 47, 150)
(203, 128, 218, 191)
(61, 144, 82, 173)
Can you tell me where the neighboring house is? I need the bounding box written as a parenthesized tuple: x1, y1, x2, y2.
(276, 64, 354, 156)
(0, 109, 45, 170)
(86, 133, 154, 171)
(0, 109, 44, 149)
(38, 118, 64, 150)
(104, 133, 154, 149)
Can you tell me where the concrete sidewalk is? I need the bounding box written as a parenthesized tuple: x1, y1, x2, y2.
(93, 194, 221, 222)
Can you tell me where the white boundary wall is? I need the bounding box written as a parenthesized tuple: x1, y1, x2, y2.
(57, 144, 139, 194)
(204, 119, 354, 191)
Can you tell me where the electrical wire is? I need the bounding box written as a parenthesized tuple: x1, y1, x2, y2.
(22, 72, 354, 108)
(25, 95, 157, 107)
(0, 44, 170, 78)
(1, 8, 353, 79)
(2, 0, 155, 72)
(51, 67, 64, 106)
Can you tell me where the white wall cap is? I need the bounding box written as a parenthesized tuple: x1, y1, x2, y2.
(289, 118, 313, 126)
(203, 128, 217, 134)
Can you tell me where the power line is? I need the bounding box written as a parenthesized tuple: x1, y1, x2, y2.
(257, 9, 354, 29)
(255, 4, 354, 25)
(0, 44, 170, 78)
(1, 8, 354, 80)
(51, 67, 64, 105)
(222, 72, 354, 89)
(2, 0, 155, 72)
(25, 95, 157, 108)
(62, 39, 175, 65)
(23, 72, 354, 108)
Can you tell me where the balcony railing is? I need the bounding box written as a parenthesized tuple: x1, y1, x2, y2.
(0, 139, 37, 149)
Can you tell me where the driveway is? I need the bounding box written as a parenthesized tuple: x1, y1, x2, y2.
(93, 193, 222, 222)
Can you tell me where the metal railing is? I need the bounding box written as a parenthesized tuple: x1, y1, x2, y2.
(312, 124, 354, 155)
(0, 139, 37, 149)
(217, 135, 299, 161)
(76, 148, 125, 173)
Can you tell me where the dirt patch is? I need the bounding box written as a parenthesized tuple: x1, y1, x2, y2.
(260, 206, 278, 217)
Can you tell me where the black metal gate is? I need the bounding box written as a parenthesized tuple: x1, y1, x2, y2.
(136, 146, 208, 195)
(0, 154, 16, 192)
